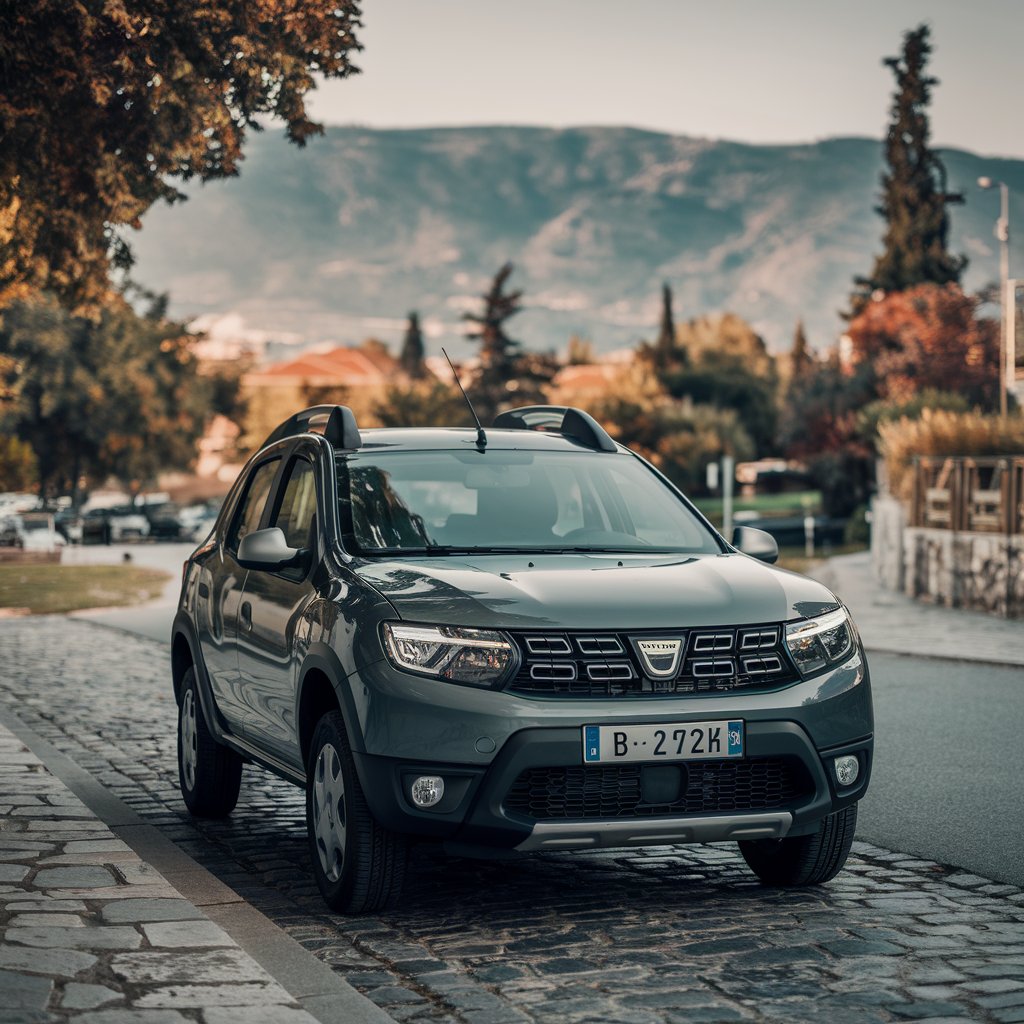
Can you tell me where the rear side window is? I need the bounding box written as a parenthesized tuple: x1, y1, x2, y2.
(227, 460, 279, 551)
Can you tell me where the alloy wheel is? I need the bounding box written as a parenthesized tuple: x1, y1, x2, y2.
(180, 689, 198, 791)
(312, 742, 347, 883)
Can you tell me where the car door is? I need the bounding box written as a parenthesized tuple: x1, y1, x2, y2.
(236, 454, 319, 767)
(197, 456, 281, 731)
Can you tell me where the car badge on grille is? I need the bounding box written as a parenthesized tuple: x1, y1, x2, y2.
(630, 637, 684, 678)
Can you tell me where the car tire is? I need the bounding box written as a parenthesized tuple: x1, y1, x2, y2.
(177, 667, 243, 818)
(738, 803, 857, 886)
(306, 711, 407, 914)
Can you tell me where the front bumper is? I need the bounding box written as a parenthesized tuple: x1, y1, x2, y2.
(349, 647, 873, 850)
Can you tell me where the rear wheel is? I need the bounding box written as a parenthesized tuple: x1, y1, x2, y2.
(739, 803, 857, 886)
(177, 667, 243, 818)
(306, 711, 407, 913)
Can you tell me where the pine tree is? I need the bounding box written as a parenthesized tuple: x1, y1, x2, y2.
(463, 262, 524, 419)
(850, 24, 965, 315)
(400, 312, 427, 379)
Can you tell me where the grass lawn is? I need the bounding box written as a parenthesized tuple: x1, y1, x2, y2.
(775, 543, 866, 576)
(0, 563, 170, 615)
(693, 490, 822, 524)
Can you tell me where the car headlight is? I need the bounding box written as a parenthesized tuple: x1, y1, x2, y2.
(381, 623, 519, 688)
(784, 607, 855, 677)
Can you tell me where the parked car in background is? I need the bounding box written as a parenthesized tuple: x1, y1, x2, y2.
(54, 508, 84, 544)
(180, 501, 221, 543)
(0, 512, 66, 552)
(144, 501, 185, 540)
(82, 506, 151, 544)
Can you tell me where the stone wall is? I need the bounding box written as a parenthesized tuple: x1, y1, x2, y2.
(871, 496, 1024, 618)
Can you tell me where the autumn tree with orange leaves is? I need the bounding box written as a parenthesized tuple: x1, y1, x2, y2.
(0, 1, 362, 311)
(845, 283, 999, 408)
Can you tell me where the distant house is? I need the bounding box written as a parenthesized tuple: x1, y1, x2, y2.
(547, 352, 634, 406)
(241, 342, 406, 447)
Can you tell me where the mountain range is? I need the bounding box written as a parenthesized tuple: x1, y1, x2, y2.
(129, 125, 1024, 358)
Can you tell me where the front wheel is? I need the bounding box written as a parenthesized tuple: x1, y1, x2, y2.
(739, 803, 857, 886)
(177, 667, 243, 818)
(306, 711, 407, 913)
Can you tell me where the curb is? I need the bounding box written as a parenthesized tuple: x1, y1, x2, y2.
(0, 704, 395, 1024)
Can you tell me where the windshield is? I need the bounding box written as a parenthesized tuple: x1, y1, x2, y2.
(338, 449, 720, 555)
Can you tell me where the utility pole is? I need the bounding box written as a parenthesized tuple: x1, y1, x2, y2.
(978, 177, 1011, 416)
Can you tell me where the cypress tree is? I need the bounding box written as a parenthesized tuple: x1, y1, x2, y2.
(850, 24, 965, 315)
(654, 282, 678, 367)
(790, 319, 814, 379)
(399, 312, 427, 378)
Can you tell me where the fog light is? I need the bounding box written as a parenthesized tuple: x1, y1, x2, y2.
(834, 755, 860, 787)
(410, 775, 445, 808)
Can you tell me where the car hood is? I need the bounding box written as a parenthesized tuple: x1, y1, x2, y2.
(354, 552, 840, 631)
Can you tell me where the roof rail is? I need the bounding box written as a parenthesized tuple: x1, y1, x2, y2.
(263, 405, 362, 451)
(492, 405, 617, 453)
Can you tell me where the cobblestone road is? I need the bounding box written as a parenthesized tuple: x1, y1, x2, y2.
(2, 618, 1024, 1024)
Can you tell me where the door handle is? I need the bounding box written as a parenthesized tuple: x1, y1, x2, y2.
(240, 600, 252, 630)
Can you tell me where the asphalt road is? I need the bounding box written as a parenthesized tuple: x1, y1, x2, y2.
(858, 650, 1024, 887)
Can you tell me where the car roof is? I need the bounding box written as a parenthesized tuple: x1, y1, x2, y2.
(345, 427, 625, 454)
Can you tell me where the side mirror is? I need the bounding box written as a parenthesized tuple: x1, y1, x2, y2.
(237, 527, 302, 571)
(731, 525, 779, 564)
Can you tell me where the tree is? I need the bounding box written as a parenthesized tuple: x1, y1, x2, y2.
(777, 352, 875, 518)
(850, 24, 964, 314)
(371, 380, 470, 429)
(587, 362, 753, 496)
(845, 283, 999, 408)
(0, 293, 241, 497)
(0, 1, 362, 311)
(639, 283, 687, 376)
(662, 313, 778, 457)
(0, 435, 36, 492)
(399, 312, 427, 379)
(789, 320, 814, 380)
(464, 262, 554, 420)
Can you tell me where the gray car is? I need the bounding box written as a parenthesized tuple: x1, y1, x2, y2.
(171, 404, 873, 913)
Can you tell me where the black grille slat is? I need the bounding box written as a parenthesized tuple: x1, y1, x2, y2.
(504, 757, 811, 820)
(507, 625, 798, 698)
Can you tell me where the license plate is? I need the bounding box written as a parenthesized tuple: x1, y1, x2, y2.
(582, 720, 744, 764)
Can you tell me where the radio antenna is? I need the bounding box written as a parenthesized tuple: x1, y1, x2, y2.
(442, 348, 487, 450)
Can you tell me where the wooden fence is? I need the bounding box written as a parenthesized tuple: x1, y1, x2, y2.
(910, 456, 1024, 534)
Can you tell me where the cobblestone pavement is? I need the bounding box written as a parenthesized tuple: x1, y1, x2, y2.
(0, 719, 321, 1024)
(3, 618, 1024, 1024)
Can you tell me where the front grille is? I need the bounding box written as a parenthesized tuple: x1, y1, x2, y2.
(503, 757, 811, 820)
(507, 626, 798, 697)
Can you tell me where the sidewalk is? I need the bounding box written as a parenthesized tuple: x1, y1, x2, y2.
(810, 550, 1024, 667)
(0, 718, 391, 1024)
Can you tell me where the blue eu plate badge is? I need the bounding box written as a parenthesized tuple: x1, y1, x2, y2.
(727, 720, 743, 756)
(584, 725, 601, 762)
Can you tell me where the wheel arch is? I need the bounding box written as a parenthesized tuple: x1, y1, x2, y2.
(170, 611, 230, 745)
(297, 644, 365, 771)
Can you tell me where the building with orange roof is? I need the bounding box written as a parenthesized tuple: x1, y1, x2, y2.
(242, 341, 409, 447)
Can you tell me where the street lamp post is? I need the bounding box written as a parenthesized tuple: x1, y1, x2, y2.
(978, 176, 1011, 417)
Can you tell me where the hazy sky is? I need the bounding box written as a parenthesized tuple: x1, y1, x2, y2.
(308, 0, 1024, 158)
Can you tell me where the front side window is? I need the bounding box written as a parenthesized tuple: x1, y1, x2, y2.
(227, 459, 279, 551)
(337, 450, 719, 555)
(272, 459, 317, 549)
